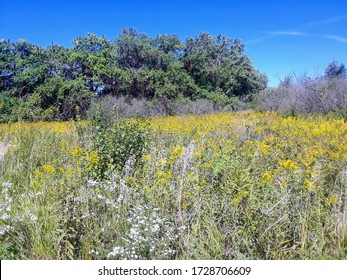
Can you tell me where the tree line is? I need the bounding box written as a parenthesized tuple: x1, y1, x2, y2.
(257, 60, 347, 116)
(0, 28, 267, 122)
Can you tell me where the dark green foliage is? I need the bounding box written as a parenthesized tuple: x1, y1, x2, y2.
(182, 33, 267, 97)
(18, 77, 92, 121)
(0, 30, 267, 122)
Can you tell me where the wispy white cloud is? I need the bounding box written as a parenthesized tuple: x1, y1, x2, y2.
(248, 14, 347, 45)
(245, 36, 271, 44)
(247, 32, 347, 45)
(246, 31, 306, 44)
(305, 15, 347, 27)
(322, 34, 347, 43)
(246, 14, 347, 44)
(267, 31, 306, 36)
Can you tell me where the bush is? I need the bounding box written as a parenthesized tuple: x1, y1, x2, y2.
(255, 75, 347, 115)
(88, 96, 178, 119)
(89, 107, 150, 180)
(88, 95, 242, 120)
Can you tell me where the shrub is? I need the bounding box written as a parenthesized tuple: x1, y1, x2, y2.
(88, 95, 242, 120)
(255, 75, 347, 115)
(89, 108, 150, 180)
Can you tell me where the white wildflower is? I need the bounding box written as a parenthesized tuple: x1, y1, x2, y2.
(28, 213, 37, 221)
(0, 225, 14, 235)
(2, 181, 12, 188)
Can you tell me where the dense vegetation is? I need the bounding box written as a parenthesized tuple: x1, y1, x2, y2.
(1, 112, 347, 259)
(0, 29, 267, 122)
(256, 60, 347, 117)
(1, 29, 347, 260)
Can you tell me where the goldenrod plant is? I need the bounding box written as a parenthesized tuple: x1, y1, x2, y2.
(0, 111, 346, 259)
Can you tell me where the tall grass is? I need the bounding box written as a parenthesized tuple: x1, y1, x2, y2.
(0, 111, 346, 259)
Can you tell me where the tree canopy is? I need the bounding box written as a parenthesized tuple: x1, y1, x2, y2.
(0, 29, 267, 122)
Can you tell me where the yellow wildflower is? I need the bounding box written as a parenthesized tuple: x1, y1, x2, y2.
(262, 172, 271, 182)
(86, 150, 99, 170)
(71, 146, 83, 157)
(305, 179, 315, 190)
(194, 151, 202, 157)
(232, 190, 249, 205)
(171, 145, 183, 158)
(157, 178, 166, 184)
(280, 159, 298, 170)
(325, 196, 340, 206)
(204, 162, 213, 169)
(33, 180, 40, 187)
(42, 164, 56, 174)
(65, 168, 73, 179)
(163, 171, 172, 180)
(144, 154, 152, 161)
(260, 142, 270, 155)
(125, 177, 135, 185)
(107, 163, 113, 169)
(34, 170, 43, 179)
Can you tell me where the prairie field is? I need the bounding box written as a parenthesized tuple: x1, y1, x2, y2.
(0, 111, 347, 260)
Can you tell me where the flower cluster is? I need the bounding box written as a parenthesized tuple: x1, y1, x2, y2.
(107, 205, 177, 260)
(0, 181, 14, 236)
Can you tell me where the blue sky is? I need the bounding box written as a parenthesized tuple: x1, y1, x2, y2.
(1, 0, 347, 86)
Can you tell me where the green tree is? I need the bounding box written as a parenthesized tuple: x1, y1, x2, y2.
(71, 33, 116, 92)
(0, 30, 267, 122)
(181, 32, 266, 97)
